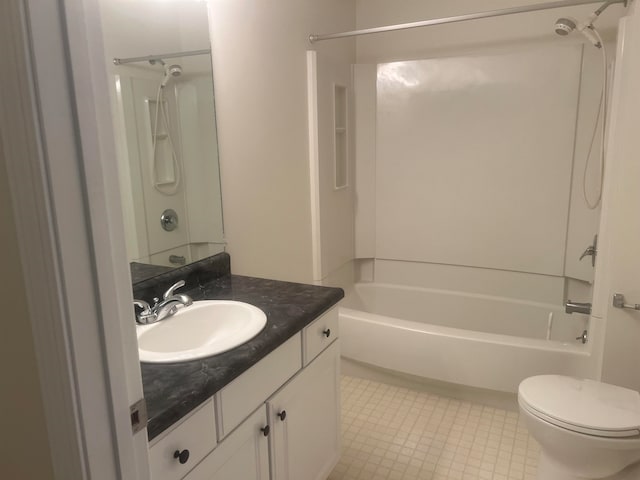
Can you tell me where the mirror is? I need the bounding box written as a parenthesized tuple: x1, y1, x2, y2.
(99, 0, 225, 271)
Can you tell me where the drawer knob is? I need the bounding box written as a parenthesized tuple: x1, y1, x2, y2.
(261, 425, 270, 436)
(323, 328, 331, 338)
(173, 449, 190, 465)
(277, 410, 287, 421)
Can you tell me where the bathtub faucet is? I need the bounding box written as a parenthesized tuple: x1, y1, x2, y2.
(565, 301, 592, 315)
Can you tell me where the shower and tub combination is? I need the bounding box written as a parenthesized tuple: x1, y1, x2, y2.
(340, 282, 592, 393)
(311, 0, 624, 395)
(112, 48, 225, 267)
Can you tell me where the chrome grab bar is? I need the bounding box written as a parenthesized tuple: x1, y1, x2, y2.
(613, 293, 640, 311)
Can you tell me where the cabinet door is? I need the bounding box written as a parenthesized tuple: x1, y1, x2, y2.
(268, 340, 340, 480)
(184, 406, 270, 480)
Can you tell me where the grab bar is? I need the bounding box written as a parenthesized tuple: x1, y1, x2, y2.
(613, 293, 640, 311)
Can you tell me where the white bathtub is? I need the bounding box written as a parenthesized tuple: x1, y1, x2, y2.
(340, 283, 592, 393)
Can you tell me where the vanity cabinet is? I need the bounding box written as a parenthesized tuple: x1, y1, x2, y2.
(267, 340, 340, 480)
(184, 407, 270, 480)
(150, 306, 340, 480)
(148, 399, 217, 480)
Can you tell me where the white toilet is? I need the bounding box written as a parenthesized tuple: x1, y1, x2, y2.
(518, 375, 640, 480)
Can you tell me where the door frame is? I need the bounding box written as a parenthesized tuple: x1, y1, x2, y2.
(1, 0, 149, 478)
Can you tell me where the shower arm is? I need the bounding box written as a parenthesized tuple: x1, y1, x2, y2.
(594, 0, 621, 17)
(309, 0, 626, 43)
(113, 48, 211, 66)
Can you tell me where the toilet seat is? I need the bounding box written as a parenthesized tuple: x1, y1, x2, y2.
(519, 375, 640, 438)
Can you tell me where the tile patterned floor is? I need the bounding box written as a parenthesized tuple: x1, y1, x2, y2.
(328, 375, 540, 480)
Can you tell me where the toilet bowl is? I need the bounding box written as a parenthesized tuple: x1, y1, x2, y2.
(518, 375, 640, 480)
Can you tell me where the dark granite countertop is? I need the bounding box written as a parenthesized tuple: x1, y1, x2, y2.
(130, 262, 173, 284)
(134, 253, 344, 441)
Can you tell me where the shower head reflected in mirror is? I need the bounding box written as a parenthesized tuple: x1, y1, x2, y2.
(161, 64, 183, 88)
(554, 16, 601, 48)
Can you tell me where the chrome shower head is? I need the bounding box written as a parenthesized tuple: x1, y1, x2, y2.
(554, 17, 577, 36)
(160, 64, 183, 88)
(166, 64, 183, 78)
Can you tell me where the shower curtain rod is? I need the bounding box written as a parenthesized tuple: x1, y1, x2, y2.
(113, 48, 211, 66)
(309, 0, 626, 43)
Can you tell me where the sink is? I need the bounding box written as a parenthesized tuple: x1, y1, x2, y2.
(137, 300, 267, 363)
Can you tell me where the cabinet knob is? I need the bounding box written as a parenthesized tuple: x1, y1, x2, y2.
(277, 410, 287, 421)
(323, 328, 331, 338)
(261, 425, 270, 437)
(173, 449, 190, 464)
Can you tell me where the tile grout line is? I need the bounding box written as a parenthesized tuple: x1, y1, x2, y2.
(329, 375, 540, 480)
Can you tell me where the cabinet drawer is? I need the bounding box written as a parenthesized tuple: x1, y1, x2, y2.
(217, 333, 302, 439)
(303, 307, 339, 365)
(149, 399, 216, 480)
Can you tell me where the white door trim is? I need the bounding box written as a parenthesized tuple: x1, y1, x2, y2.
(1, 0, 149, 478)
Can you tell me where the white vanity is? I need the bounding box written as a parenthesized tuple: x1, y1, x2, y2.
(147, 306, 340, 480)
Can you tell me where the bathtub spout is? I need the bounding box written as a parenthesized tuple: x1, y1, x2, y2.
(565, 301, 592, 315)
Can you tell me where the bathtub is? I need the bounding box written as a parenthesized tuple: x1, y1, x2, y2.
(340, 283, 592, 393)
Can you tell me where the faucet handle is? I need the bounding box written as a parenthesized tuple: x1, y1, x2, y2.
(163, 280, 186, 299)
(133, 299, 157, 324)
(133, 299, 152, 312)
(578, 234, 598, 267)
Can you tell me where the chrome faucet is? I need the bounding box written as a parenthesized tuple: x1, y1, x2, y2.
(565, 301, 592, 315)
(579, 234, 598, 267)
(133, 299, 157, 324)
(133, 280, 193, 324)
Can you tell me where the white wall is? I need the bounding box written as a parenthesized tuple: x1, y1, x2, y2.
(209, 0, 356, 283)
(374, 46, 580, 276)
(312, 52, 356, 284)
(592, 6, 640, 391)
(354, 64, 377, 259)
(353, 0, 624, 302)
(565, 44, 609, 283)
(178, 75, 225, 248)
(100, 0, 210, 60)
(0, 145, 55, 480)
(121, 74, 192, 264)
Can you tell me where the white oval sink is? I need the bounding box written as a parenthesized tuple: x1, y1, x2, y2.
(137, 300, 267, 363)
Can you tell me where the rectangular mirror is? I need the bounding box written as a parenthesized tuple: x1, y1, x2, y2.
(99, 0, 225, 272)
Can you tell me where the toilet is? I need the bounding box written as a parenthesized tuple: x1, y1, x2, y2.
(518, 375, 640, 480)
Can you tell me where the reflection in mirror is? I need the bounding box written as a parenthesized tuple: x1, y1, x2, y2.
(100, 0, 225, 269)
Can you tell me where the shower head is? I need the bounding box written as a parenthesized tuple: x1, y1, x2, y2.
(160, 64, 183, 88)
(166, 64, 183, 77)
(554, 17, 577, 36)
(554, 16, 602, 48)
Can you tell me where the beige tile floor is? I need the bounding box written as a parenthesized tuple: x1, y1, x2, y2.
(328, 375, 540, 480)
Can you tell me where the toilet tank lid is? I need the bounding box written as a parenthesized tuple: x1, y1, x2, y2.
(519, 375, 640, 435)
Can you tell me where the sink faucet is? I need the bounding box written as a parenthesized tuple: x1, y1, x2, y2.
(133, 280, 193, 324)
